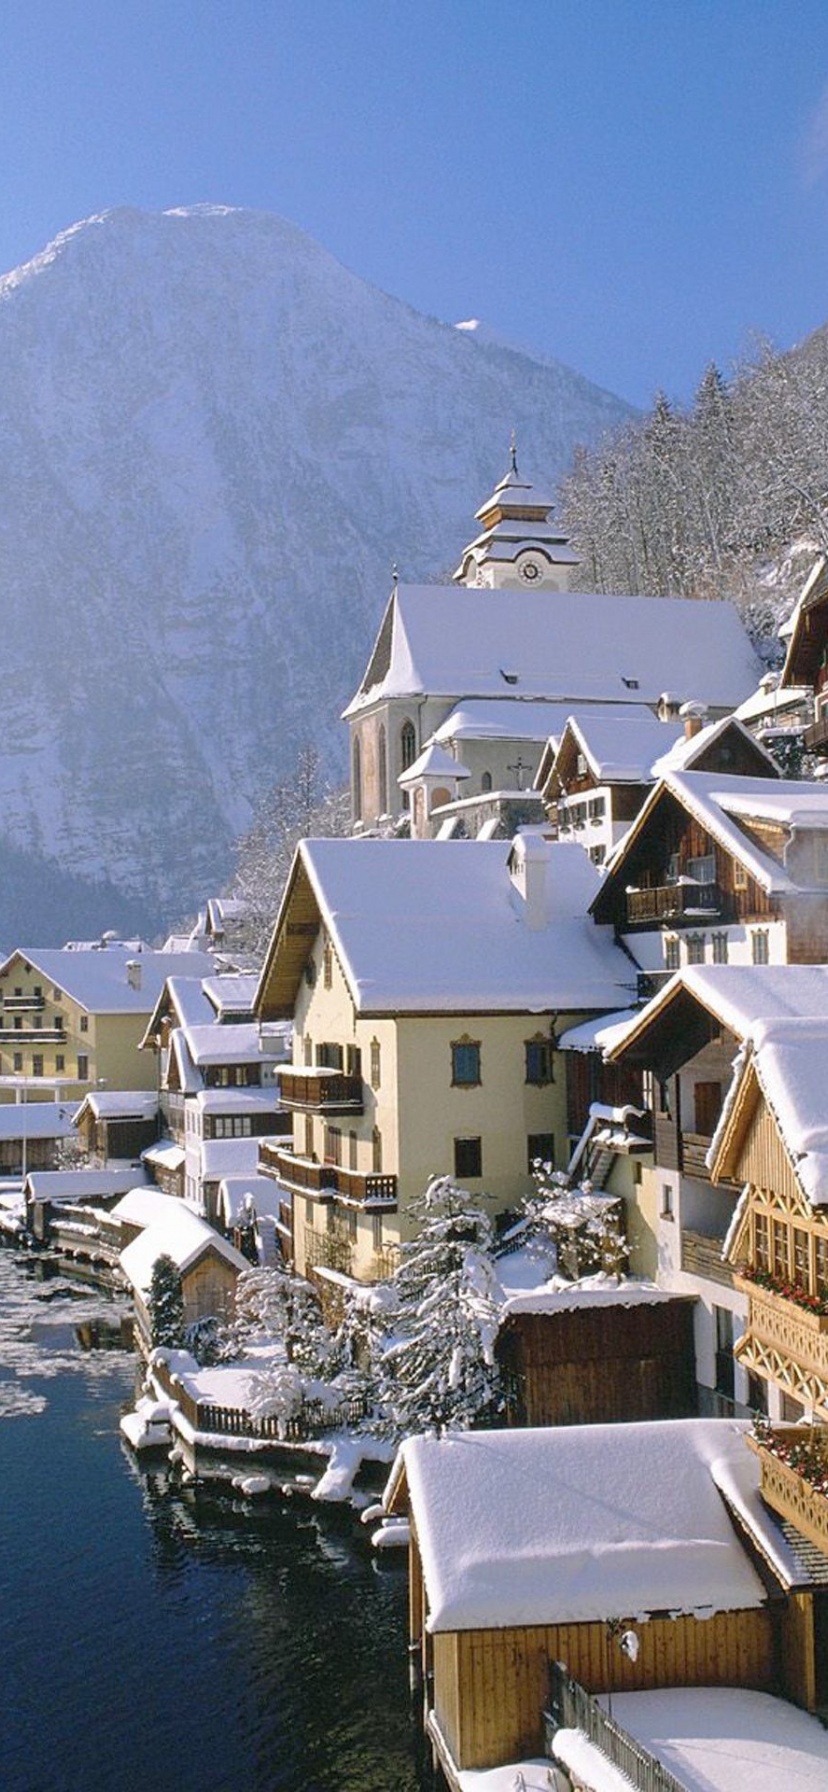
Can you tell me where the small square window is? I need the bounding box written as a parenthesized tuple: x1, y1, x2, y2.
(454, 1136, 482, 1179)
(451, 1040, 481, 1087)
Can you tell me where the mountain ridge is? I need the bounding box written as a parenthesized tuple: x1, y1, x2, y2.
(0, 205, 636, 941)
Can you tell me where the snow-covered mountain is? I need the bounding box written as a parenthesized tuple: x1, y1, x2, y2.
(0, 205, 635, 940)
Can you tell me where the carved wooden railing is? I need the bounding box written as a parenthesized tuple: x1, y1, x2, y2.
(733, 1274, 828, 1411)
(746, 1428, 828, 1553)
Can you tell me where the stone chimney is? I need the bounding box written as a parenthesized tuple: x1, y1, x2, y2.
(680, 700, 708, 740)
(126, 959, 142, 991)
(509, 829, 550, 930)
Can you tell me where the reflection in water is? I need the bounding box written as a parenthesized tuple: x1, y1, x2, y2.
(0, 1246, 422, 1792)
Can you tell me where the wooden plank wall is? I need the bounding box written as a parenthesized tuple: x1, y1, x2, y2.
(498, 1302, 697, 1427)
(435, 1608, 776, 1772)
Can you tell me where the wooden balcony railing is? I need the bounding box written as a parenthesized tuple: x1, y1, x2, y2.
(680, 1229, 732, 1287)
(3, 994, 45, 1012)
(746, 1427, 828, 1553)
(680, 1131, 714, 1181)
(804, 713, 828, 755)
(733, 1273, 828, 1411)
(546, 1663, 687, 1792)
(279, 1069, 364, 1114)
(264, 1145, 397, 1208)
(625, 881, 725, 926)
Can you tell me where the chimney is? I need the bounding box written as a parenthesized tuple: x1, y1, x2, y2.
(126, 959, 142, 991)
(509, 829, 550, 930)
(680, 700, 708, 740)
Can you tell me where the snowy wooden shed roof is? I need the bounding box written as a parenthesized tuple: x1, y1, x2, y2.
(385, 1420, 766, 1632)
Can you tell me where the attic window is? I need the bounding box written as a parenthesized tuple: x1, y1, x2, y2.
(621, 676, 640, 690)
(500, 669, 519, 685)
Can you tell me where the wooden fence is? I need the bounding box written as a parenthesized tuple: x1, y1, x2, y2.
(546, 1661, 689, 1792)
(153, 1356, 369, 1441)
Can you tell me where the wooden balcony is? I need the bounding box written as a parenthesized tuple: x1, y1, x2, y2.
(0, 1026, 66, 1045)
(279, 1068, 364, 1114)
(680, 1228, 733, 1287)
(3, 994, 44, 1012)
(804, 713, 828, 755)
(625, 881, 725, 927)
(733, 1273, 828, 1412)
(265, 1145, 397, 1209)
(746, 1428, 828, 1553)
(681, 1131, 714, 1180)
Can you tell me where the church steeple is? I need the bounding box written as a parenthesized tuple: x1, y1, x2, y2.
(453, 445, 579, 590)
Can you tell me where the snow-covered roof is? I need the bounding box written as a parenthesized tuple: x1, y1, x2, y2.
(736, 1017, 828, 1207)
(605, 965, 828, 1064)
(390, 1420, 765, 1632)
(0, 1101, 77, 1141)
(650, 713, 779, 777)
(600, 768, 828, 900)
(560, 1689, 828, 1792)
(0, 947, 215, 1014)
(398, 739, 470, 787)
(73, 1090, 158, 1123)
(142, 1140, 185, 1171)
(180, 1022, 267, 1065)
(202, 972, 259, 1018)
(110, 1187, 188, 1227)
(120, 1205, 247, 1292)
(215, 1174, 283, 1226)
(199, 1137, 261, 1180)
(561, 711, 685, 784)
(498, 1276, 682, 1320)
(344, 586, 759, 717)
(260, 837, 638, 1017)
(25, 1166, 144, 1200)
(558, 1009, 641, 1055)
(194, 1087, 280, 1115)
(433, 698, 576, 746)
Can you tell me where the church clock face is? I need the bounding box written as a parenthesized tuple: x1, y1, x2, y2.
(518, 556, 542, 584)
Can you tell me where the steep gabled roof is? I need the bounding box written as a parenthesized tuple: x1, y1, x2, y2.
(343, 586, 759, 718)
(256, 836, 637, 1020)
(710, 1017, 828, 1208)
(606, 964, 828, 1075)
(780, 555, 828, 689)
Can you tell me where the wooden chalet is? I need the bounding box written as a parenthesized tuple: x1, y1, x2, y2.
(592, 767, 828, 977)
(779, 554, 828, 759)
(73, 1089, 160, 1165)
(384, 1421, 798, 1781)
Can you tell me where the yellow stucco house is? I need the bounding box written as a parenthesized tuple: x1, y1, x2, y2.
(254, 832, 636, 1283)
(0, 944, 214, 1102)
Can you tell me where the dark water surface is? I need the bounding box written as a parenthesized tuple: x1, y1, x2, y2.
(0, 1249, 422, 1792)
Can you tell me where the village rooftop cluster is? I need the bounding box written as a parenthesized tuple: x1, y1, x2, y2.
(7, 459, 828, 1788)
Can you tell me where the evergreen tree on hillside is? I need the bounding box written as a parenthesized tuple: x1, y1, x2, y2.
(147, 1254, 185, 1349)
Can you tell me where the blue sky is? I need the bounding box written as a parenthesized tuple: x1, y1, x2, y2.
(2, 0, 828, 406)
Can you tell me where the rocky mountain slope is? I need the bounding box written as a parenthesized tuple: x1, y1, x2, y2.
(0, 205, 634, 940)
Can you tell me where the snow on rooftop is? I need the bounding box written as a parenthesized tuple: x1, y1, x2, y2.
(199, 1137, 261, 1179)
(75, 1089, 158, 1122)
(299, 837, 637, 1014)
(110, 1187, 188, 1227)
(0, 1101, 77, 1141)
(0, 947, 215, 1013)
(748, 1016, 828, 1207)
(634, 769, 828, 896)
(344, 586, 758, 716)
(589, 1689, 828, 1792)
(433, 698, 578, 746)
(564, 710, 685, 783)
(398, 738, 470, 786)
(607, 965, 828, 1062)
(202, 972, 259, 1016)
(558, 1008, 640, 1055)
(25, 1166, 143, 1199)
(120, 1204, 246, 1292)
(394, 1420, 765, 1632)
(181, 1021, 269, 1064)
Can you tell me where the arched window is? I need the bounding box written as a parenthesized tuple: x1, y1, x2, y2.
(352, 735, 362, 823)
(378, 724, 388, 815)
(400, 719, 416, 771)
(481, 770, 492, 792)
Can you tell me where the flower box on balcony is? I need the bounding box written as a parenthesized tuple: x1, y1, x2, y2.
(746, 1428, 828, 1553)
(733, 1272, 828, 1334)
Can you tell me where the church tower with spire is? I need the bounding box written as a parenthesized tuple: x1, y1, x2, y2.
(453, 439, 578, 591)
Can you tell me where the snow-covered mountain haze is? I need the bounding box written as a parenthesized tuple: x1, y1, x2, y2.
(0, 205, 635, 942)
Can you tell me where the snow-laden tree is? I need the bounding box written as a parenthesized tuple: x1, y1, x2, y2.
(221, 1262, 337, 1378)
(147, 1253, 185, 1349)
(228, 743, 350, 961)
(375, 1175, 504, 1438)
(521, 1162, 629, 1282)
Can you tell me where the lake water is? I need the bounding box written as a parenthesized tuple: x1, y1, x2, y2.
(0, 1248, 423, 1792)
